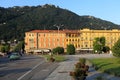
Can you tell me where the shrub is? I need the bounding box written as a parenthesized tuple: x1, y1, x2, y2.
(67, 44, 75, 55)
(112, 38, 120, 57)
(69, 58, 89, 80)
(52, 47, 64, 54)
(49, 57, 55, 62)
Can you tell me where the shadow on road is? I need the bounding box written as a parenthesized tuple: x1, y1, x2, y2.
(0, 68, 31, 77)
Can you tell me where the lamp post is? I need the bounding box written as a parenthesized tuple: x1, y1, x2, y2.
(54, 24, 64, 46)
(54, 24, 63, 32)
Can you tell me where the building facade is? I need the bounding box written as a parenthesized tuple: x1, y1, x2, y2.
(25, 30, 80, 53)
(25, 28, 120, 53)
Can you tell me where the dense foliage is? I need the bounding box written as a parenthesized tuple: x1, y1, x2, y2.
(93, 37, 108, 53)
(13, 41, 24, 52)
(112, 39, 120, 57)
(70, 58, 88, 80)
(102, 46, 110, 53)
(52, 47, 64, 54)
(0, 44, 10, 53)
(67, 44, 75, 55)
(0, 4, 119, 41)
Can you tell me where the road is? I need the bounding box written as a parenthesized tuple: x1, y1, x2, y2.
(0, 54, 117, 80)
(0, 55, 58, 80)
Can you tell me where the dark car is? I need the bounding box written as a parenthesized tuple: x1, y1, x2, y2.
(9, 52, 20, 60)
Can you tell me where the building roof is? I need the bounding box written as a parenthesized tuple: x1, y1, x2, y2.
(26, 30, 79, 33)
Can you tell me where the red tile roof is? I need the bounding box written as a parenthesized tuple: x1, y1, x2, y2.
(27, 30, 79, 33)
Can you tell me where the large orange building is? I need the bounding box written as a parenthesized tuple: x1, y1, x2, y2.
(25, 28, 120, 54)
(25, 30, 80, 53)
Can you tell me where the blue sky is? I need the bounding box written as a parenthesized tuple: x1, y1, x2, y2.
(0, 0, 120, 25)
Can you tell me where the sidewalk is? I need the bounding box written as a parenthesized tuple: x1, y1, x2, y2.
(45, 60, 76, 80)
(45, 54, 120, 80)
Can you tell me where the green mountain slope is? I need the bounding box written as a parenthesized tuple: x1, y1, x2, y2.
(0, 4, 119, 41)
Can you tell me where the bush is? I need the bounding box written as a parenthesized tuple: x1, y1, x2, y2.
(67, 44, 75, 55)
(49, 56, 55, 62)
(52, 47, 64, 54)
(69, 58, 89, 80)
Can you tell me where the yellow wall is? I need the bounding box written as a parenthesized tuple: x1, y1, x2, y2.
(79, 28, 120, 49)
(25, 29, 120, 53)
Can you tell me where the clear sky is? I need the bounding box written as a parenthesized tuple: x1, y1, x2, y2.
(0, 0, 120, 25)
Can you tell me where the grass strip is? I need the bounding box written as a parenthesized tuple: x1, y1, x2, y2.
(42, 54, 66, 62)
(89, 58, 120, 77)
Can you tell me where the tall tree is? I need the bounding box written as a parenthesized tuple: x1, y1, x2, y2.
(100, 36, 105, 46)
(13, 41, 24, 52)
(67, 44, 75, 55)
(93, 37, 106, 53)
(112, 38, 120, 57)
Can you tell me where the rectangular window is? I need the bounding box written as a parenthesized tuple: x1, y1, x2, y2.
(29, 39, 34, 43)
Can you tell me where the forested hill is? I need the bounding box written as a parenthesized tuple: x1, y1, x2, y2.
(0, 4, 120, 41)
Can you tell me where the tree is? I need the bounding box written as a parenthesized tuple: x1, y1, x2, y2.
(100, 37, 105, 46)
(112, 38, 120, 57)
(0, 45, 10, 53)
(52, 47, 64, 54)
(13, 41, 24, 52)
(0, 46, 6, 53)
(93, 37, 106, 53)
(102, 46, 110, 53)
(67, 44, 75, 55)
(93, 38, 102, 53)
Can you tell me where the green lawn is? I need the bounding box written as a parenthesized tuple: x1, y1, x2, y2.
(90, 58, 120, 77)
(42, 54, 66, 62)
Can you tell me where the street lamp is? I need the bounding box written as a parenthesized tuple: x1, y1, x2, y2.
(54, 24, 64, 32)
(53, 24, 64, 46)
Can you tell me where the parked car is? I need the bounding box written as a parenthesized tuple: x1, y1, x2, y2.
(9, 52, 20, 60)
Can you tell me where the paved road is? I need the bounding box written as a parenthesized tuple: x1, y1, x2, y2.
(0, 55, 59, 80)
(1, 54, 120, 80)
(0, 55, 43, 80)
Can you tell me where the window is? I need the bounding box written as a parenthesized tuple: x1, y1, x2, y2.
(75, 39, 77, 41)
(72, 39, 74, 42)
(66, 39, 68, 41)
(29, 34, 31, 36)
(81, 45, 83, 48)
(29, 39, 34, 43)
